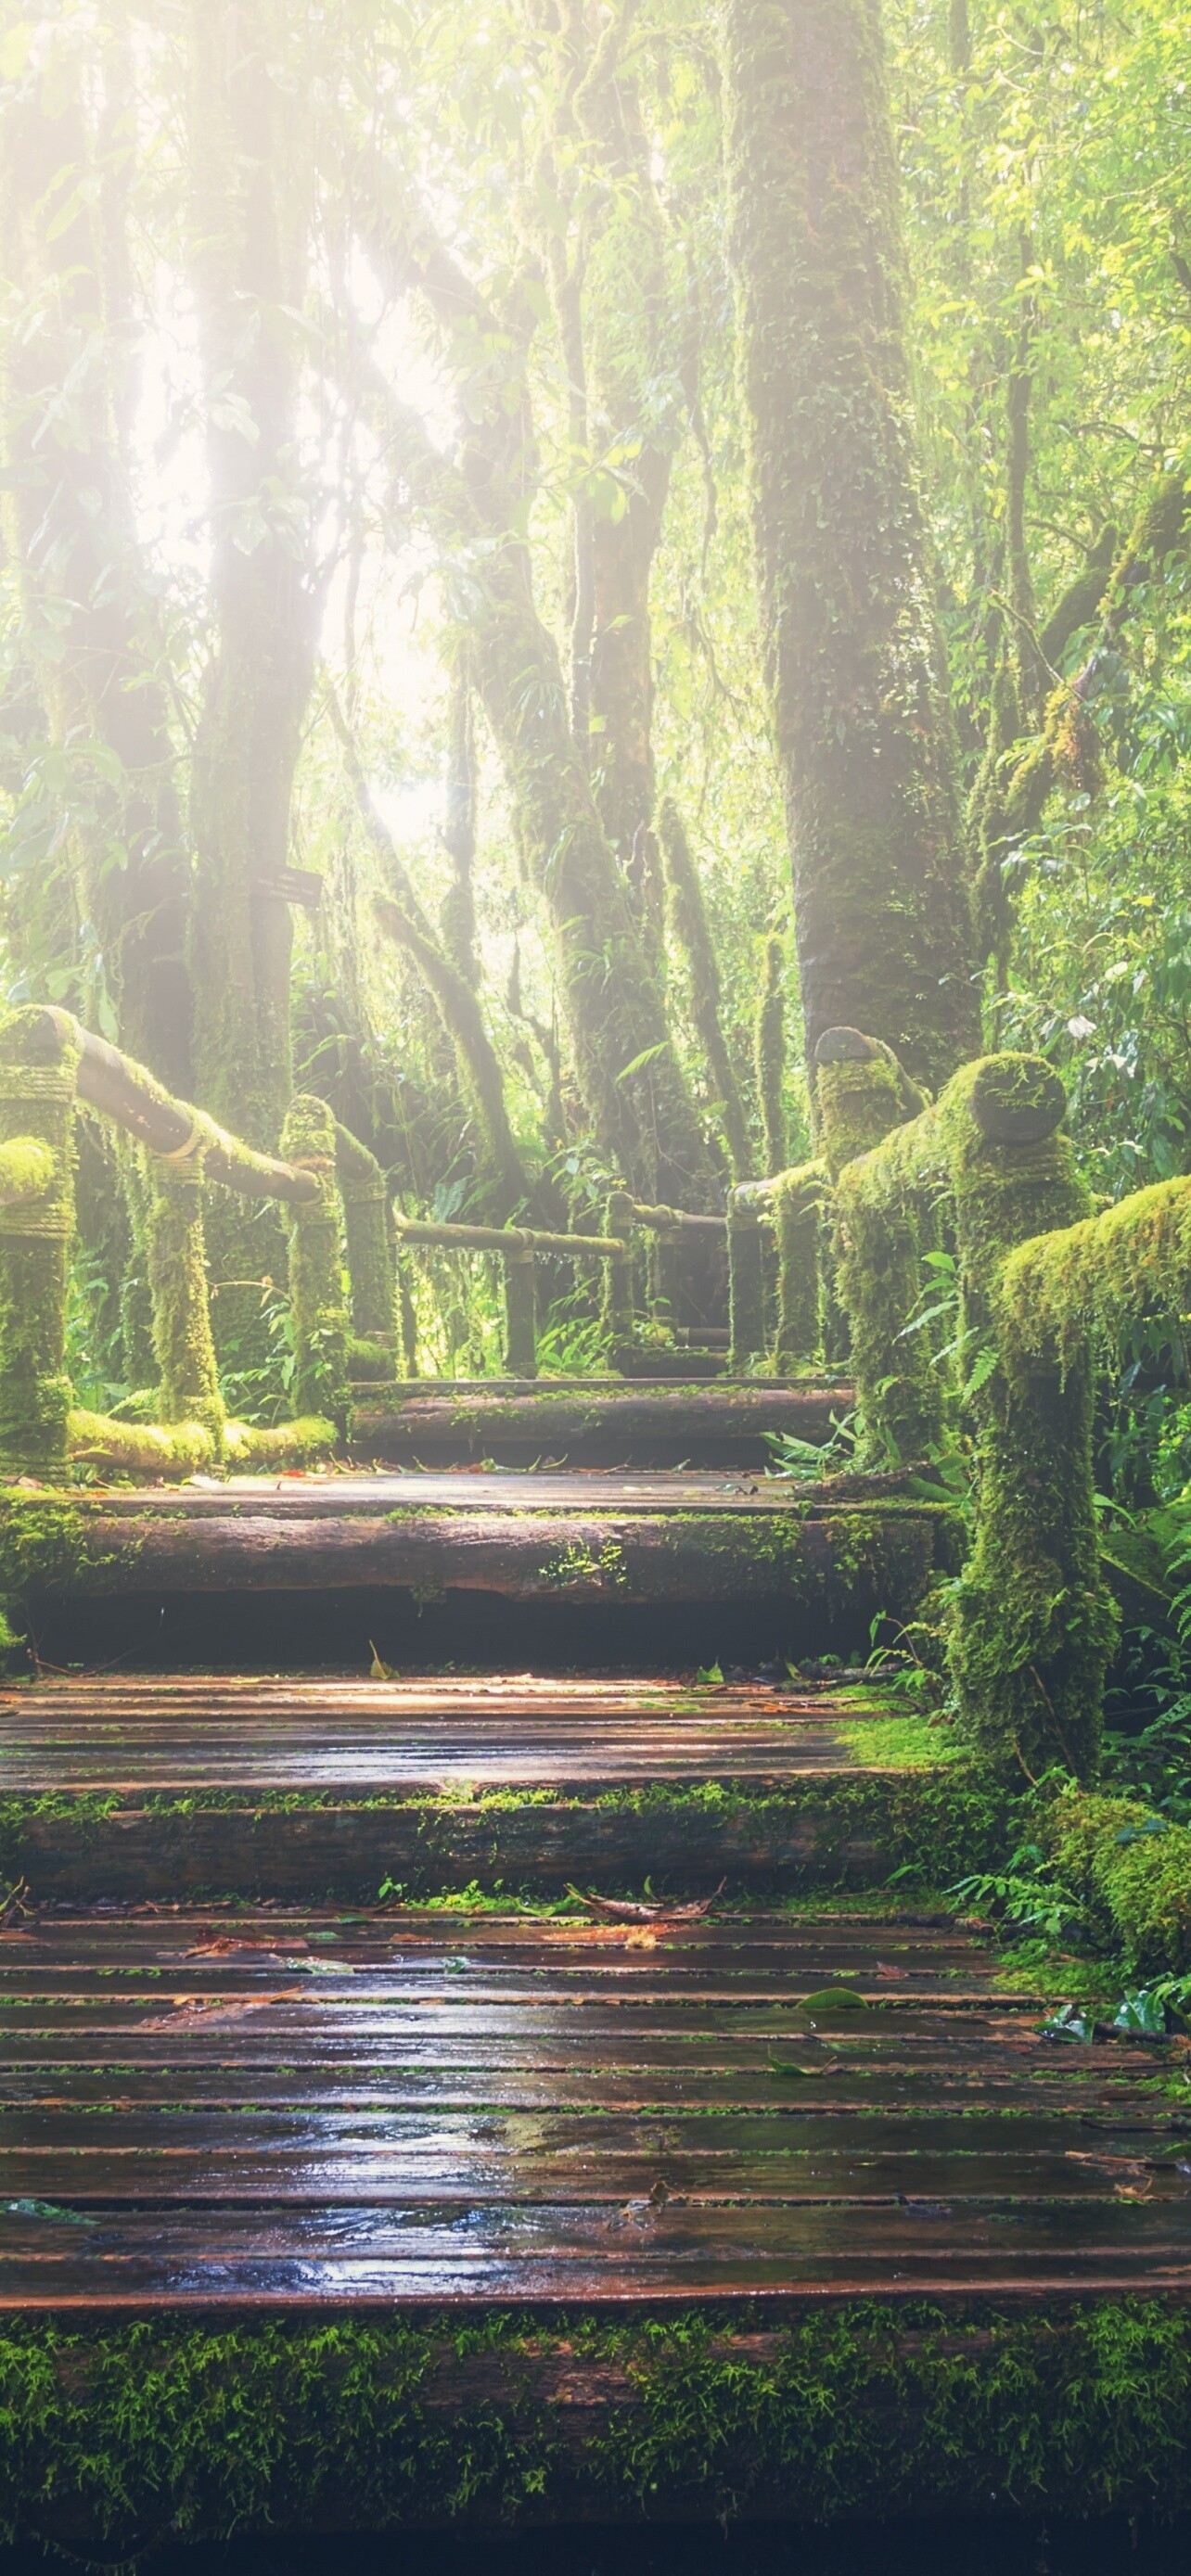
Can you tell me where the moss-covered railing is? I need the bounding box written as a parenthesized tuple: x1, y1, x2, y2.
(392, 1214, 628, 1380)
(0, 1007, 394, 1481)
(809, 1027, 1138, 1780)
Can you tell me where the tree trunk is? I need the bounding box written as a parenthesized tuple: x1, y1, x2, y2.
(659, 802, 752, 1180)
(0, 60, 192, 1090)
(185, 0, 319, 1353)
(722, 0, 980, 1092)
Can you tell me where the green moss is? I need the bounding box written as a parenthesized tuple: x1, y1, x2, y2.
(1000, 1172, 1191, 1382)
(334, 1120, 395, 1343)
(935, 1057, 1117, 1782)
(68, 1409, 215, 1478)
(0, 1007, 81, 1481)
(826, 1045, 1118, 1779)
(223, 1415, 337, 1467)
(0, 1135, 55, 1203)
(279, 1095, 351, 1432)
(144, 1154, 225, 1454)
(753, 928, 788, 1176)
(771, 1160, 826, 1363)
(1039, 1785, 1191, 1976)
(0, 1490, 113, 1662)
(5, 2295, 1188, 2544)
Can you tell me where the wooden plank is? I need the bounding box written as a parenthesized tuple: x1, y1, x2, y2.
(0, 2197, 1188, 2310)
(0, 2144, 1180, 2206)
(0, 1702, 931, 1787)
(352, 1385, 853, 1468)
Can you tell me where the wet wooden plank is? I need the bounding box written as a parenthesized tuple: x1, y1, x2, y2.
(0, 2119, 1182, 2205)
(0, 1673, 930, 1790)
(2, 2108, 1177, 2158)
(0, 2196, 1188, 2309)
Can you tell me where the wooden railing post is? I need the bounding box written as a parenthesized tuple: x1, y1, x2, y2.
(815, 1028, 942, 1465)
(280, 1096, 351, 1431)
(144, 1150, 225, 1457)
(503, 1240, 537, 1379)
(601, 1189, 636, 1350)
(334, 1123, 394, 1346)
(771, 1162, 827, 1367)
(942, 1054, 1114, 1781)
(727, 1183, 767, 1369)
(827, 1037, 1115, 1779)
(0, 1007, 80, 1479)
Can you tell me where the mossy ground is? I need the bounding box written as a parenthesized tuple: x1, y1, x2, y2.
(2, 2302, 1191, 2550)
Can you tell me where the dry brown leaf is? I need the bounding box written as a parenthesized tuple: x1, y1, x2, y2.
(565, 1880, 725, 1924)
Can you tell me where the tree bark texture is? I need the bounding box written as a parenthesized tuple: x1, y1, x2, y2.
(723, 0, 980, 1090)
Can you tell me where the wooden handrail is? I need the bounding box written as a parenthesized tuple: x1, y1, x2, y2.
(30, 1009, 319, 1205)
(392, 1217, 625, 1259)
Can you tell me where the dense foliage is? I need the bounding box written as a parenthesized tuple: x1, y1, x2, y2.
(0, 1, 1187, 1419)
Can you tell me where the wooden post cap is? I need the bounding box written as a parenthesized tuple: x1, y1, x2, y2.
(968, 1055, 1067, 1144)
(813, 1027, 883, 1066)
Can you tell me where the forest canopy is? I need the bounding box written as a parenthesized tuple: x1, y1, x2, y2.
(0, 0, 1188, 1409)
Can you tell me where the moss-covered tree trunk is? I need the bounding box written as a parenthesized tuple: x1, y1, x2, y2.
(186, 0, 319, 1356)
(0, 59, 192, 1090)
(353, 236, 716, 1213)
(722, 0, 980, 1091)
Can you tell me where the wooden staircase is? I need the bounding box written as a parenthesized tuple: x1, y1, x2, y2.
(1, 1387, 1189, 2541)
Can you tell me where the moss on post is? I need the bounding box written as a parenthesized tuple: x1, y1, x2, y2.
(279, 1096, 351, 1434)
(601, 1188, 636, 1350)
(0, 1008, 80, 1481)
(503, 1244, 537, 1379)
(144, 1153, 225, 1457)
(334, 1122, 394, 1345)
(727, 1185, 768, 1368)
(937, 1056, 1115, 1779)
(814, 1029, 937, 1465)
(772, 1161, 827, 1365)
(754, 930, 788, 1177)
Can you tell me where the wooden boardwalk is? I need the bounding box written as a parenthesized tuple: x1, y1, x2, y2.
(0, 1673, 921, 1790)
(0, 1906, 1186, 2306)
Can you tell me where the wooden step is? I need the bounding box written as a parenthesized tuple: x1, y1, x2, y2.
(351, 1381, 850, 1468)
(0, 1905, 1185, 2307)
(15, 1473, 953, 1621)
(0, 1672, 967, 1900)
(0, 1672, 944, 1789)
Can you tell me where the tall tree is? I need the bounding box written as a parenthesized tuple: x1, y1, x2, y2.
(0, 37, 191, 1088)
(722, 0, 980, 1091)
(354, 179, 718, 1208)
(185, 0, 324, 1345)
